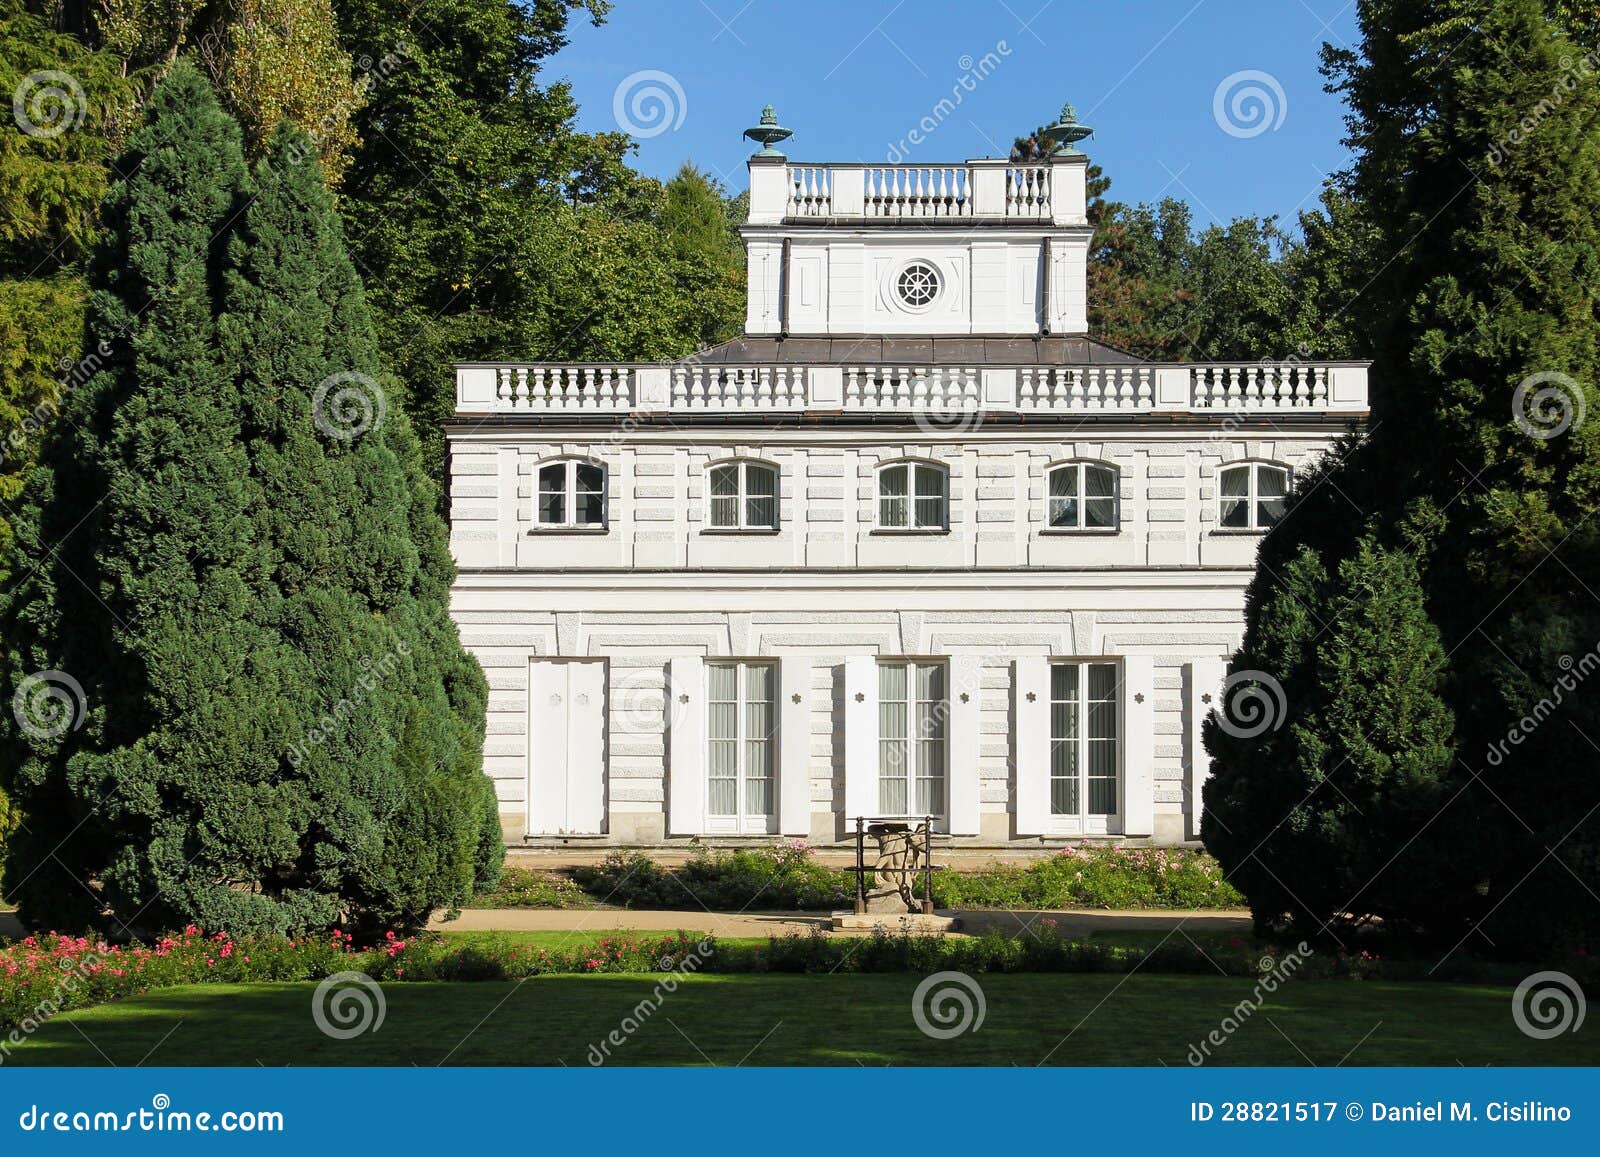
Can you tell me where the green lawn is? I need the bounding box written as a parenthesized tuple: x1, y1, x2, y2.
(8, 974, 1592, 1067)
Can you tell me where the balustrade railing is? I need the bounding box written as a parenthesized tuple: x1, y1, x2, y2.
(671, 365, 808, 410)
(862, 166, 972, 219)
(494, 365, 635, 411)
(779, 163, 1056, 221)
(1018, 367, 1152, 410)
(1190, 364, 1330, 410)
(460, 361, 1365, 416)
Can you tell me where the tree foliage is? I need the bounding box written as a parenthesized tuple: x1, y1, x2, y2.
(1083, 167, 1331, 360)
(0, 64, 496, 935)
(1205, 0, 1600, 952)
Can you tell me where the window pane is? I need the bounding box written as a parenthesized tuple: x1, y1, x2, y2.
(746, 465, 778, 497)
(1257, 466, 1288, 528)
(710, 465, 738, 526)
(1049, 468, 1077, 498)
(880, 465, 908, 497)
(1087, 771, 1117, 816)
(1220, 467, 1249, 497)
(708, 659, 737, 817)
(1084, 498, 1115, 528)
(879, 662, 908, 702)
(710, 464, 739, 498)
(880, 774, 907, 816)
(1050, 768, 1079, 815)
(1083, 466, 1115, 498)
(575, 463, 604, 493)
(746, 495, 777, 528)
(538, 463, 566, 525)
(1220, 498, 1249, 528)
(913, 468, 946, 527)
(881, 496, 908, 527)
(745, 664, 774, 721)
(576, 490, 604, 526)
(1087, 663, 1118, 704)
(915, 764, 944, 816)
(1049, 497, 1078, 528)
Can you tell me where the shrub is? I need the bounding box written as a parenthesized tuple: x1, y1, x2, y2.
(473, 866, 588, 909)
(933, 846, 1243, 910)
(571, 843, 853, 911)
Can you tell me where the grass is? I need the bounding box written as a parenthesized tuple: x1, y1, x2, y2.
(7, 974, 1591, 1067)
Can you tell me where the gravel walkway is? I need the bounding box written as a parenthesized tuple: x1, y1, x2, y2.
(430, 907, 1251, 939)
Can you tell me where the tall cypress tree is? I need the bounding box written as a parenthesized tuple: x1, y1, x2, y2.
(1, 65, 498, 935)
(1206, 0, 1600, 951)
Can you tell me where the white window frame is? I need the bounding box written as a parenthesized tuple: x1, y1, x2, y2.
(876, 659, 948, 820)
(534, 458, 607, 531)
(1044, 461, 1120, 532)
(1216, 460, 1291, 533)
(1046, 659, 1122, 836)
(706, 460, 780, 532)
(876, 460, 949, 532)
(705, 660, 778, 834)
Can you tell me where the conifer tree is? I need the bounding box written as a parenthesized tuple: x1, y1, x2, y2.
(0, 65, 497, 934)
(1206, 0, 1600, 950)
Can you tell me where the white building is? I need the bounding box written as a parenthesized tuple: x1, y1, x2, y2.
(445, 117, 1368, 850)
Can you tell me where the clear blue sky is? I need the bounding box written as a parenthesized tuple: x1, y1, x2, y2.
(550, 0, 1361, 228)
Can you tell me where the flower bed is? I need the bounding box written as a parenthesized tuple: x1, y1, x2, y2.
(932, 846, 1245, 910)
(9, 922, 1592, 1036)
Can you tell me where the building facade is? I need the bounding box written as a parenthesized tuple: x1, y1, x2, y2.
(445, 125, 1369, 849)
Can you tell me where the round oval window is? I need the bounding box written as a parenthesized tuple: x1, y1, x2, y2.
(895, 261, 941, 309)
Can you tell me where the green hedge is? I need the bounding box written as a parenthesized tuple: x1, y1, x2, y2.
(479, 844, 1243, 912)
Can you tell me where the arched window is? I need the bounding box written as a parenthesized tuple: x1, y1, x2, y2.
(877, 460, 948, 531)
(707, 460, 779, 530)
(1218, 461, 1290, 531)
(535, 458, 606, 529)
(1046, 461, 1119, 531)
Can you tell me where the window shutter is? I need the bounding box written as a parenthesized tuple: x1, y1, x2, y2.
(843, 656, 878, 822)
(947, 654, 982, 835)
(667, 655, 706, 836)
(1188, 657, 1227, 837)
(1122, 654, 1156, 837)
(1013, 657, 1051, 835)
(778, 656, 812, 836)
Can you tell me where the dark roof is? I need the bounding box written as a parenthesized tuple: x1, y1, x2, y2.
(682, 335, 1147, 367)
